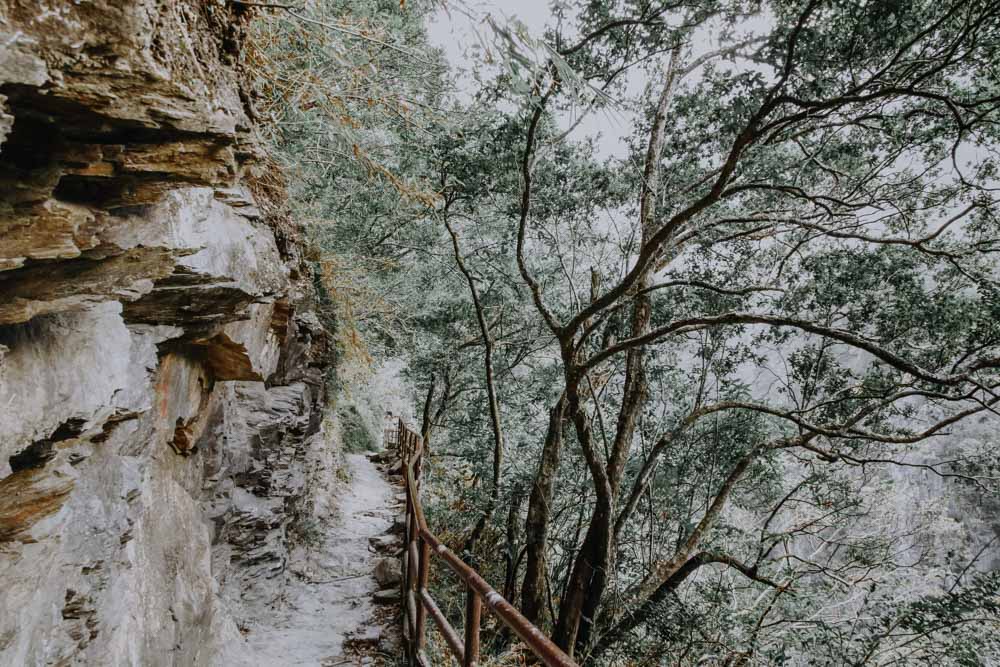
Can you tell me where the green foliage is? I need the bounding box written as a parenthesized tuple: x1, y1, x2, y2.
(338, 404, 377, 453)
(250, 0, 1000, 664)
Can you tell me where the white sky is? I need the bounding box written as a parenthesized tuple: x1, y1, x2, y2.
(426, 0, 639, 158)
(427, 1, 553, 84)
(426, 1, 773, 159)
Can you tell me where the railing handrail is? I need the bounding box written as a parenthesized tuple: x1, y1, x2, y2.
(391, 417, 578, 667)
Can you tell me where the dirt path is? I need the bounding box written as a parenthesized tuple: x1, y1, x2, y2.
(246, 452, 401, 666)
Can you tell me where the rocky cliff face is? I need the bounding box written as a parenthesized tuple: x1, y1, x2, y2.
(0, 2, 332, 664)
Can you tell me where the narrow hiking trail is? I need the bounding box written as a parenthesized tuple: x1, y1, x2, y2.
(247, 452, 403, 666)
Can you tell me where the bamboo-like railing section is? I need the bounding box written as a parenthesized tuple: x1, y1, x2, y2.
(386, 418, 578, 667)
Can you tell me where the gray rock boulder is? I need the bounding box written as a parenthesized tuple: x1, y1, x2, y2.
(373, 557, 403, 589)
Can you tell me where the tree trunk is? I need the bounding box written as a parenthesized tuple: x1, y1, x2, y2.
(564, 45, 685, 654)
(552, 276, 652, 655)
(419, 373, 436, 450)
(553, 500, 613, 654)
(503, 484, 525, 602)
(552, 372, 613, 656)
(573, 290, 650, 652)
(521, 395, 566, 625)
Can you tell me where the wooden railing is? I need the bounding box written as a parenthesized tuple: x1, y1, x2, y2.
(388, 417, 578, 667)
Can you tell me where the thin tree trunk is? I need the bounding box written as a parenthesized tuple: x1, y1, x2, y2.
(420, 369, 453, 453)
(443, 214, 506, 555)
(589, 550, 781, 661)
(503, 484, 525, 602)
(587, 553, 710, 661)
(419, 373, 436, 451)
(613, 410, 705, 539)
(630, 450, 757, 603)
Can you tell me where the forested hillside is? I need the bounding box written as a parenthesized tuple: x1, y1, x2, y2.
(247, 0, 1000, 665)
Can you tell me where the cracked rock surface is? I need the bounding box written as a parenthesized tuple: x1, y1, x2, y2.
(0, 1, 340, 664)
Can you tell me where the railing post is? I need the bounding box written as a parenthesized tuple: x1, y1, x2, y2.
(406, 531, 420, 665)
(405, 506, 416, 599)
(463, 587, 482, 667)
(414, 439, 423, 485)
(400, 420, 418, 665)
(397, 417, 404, 460)
(415, 537, 430, 651)
(412, 431, 430, 653)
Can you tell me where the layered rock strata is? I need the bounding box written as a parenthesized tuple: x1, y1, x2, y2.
(0, 2, 330, 664)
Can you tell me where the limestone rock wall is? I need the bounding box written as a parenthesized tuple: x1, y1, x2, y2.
(0, 2, 331, 664)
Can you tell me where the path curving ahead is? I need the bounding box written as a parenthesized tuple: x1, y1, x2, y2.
(247, 452, 401, 666)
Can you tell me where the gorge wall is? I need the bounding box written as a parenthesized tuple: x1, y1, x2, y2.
(0, 1, 335, 664)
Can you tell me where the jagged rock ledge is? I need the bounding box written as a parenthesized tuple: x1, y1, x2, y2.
(0, 2, 332, 664)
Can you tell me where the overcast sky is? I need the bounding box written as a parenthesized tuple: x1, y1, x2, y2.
(425, 0, 639, 159)
(426, 1, 552, 75)
(424, 1, 773, 160)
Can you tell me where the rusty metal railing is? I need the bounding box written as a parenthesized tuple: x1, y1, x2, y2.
(389, 418, 577, 667)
